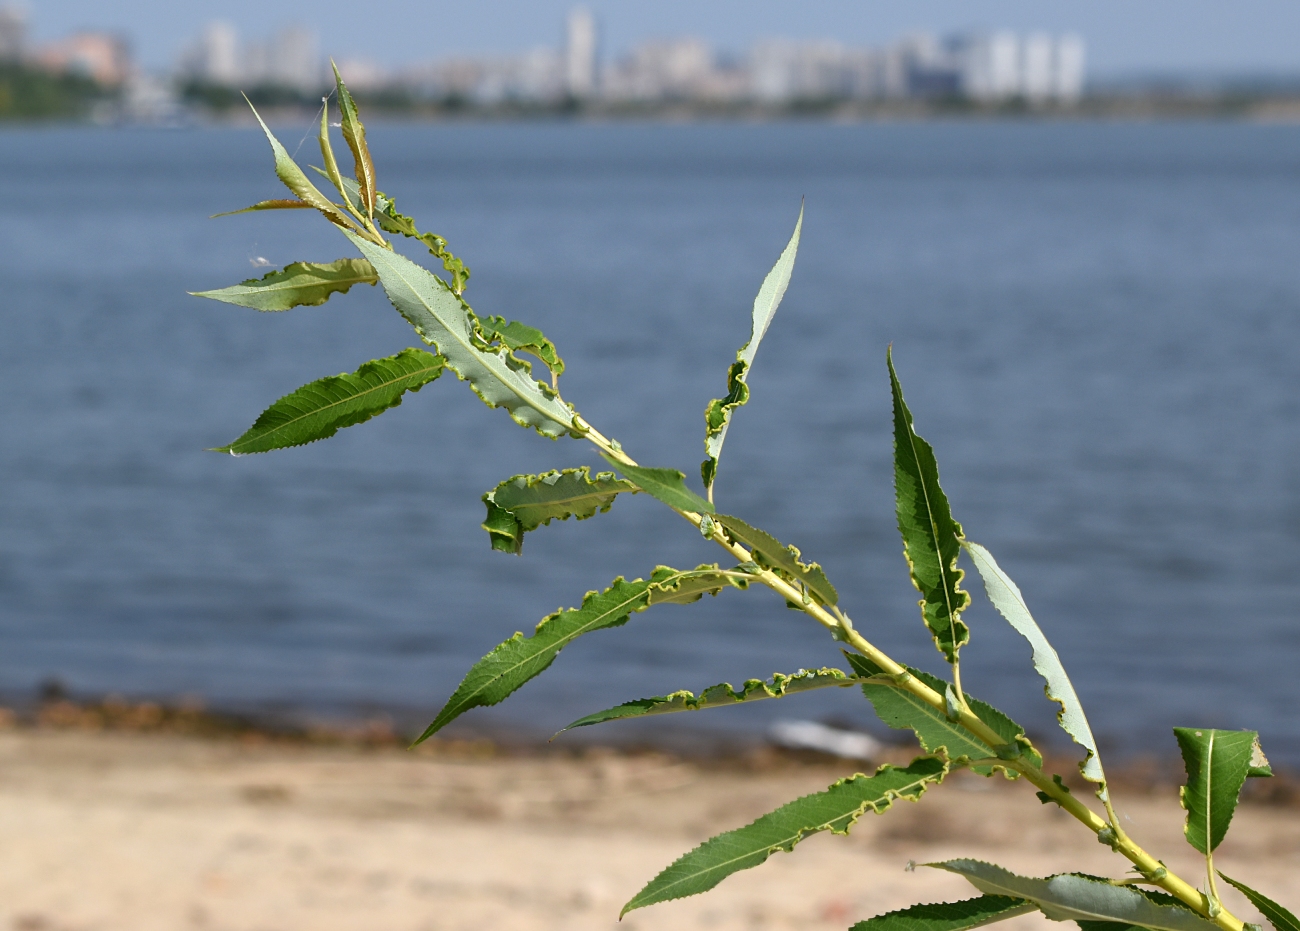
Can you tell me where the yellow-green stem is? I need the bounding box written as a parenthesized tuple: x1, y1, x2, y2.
(573, 415, 1241, 931)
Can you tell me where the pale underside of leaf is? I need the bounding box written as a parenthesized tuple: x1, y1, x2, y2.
(345, 230, 576, 439)
(888, 349, 970, 664)
(715, 513, 837, 606)
(623, 756, 947, 916)
(415, 565, 744, 744)
(929, 861, 1218, 931)
(963, 541, 1105, 786)
(482, 467, 636, 554)
(214, 348, 445, 454)
(846, 654, 1038, 777)
(849, 896, 1037, 931)
(1218, 873, 1300, 931)
(191, 258, 377, 312)
(1174, 727, 1258, 854)
(701, 205, 802, 491)
(601, 457, 715, 514)
(558, 668, 858, 732)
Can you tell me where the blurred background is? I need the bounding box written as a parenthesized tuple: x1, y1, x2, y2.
(2, 1, 1300, 766)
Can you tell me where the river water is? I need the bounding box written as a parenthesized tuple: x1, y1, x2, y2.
(2, 119, 1299, 762)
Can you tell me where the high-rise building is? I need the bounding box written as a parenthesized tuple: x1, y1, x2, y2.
(264, 27, 319, 91)
(954, 31, 1086, 103)
(1054, 34, 1086, 101)
(182, 21, 240, 85)
(750, 40, 854, 102)
(564, 7, 596, 97)
(1021, 33, 1055, 100)
(0, 5, 25, 62)
(242, 28, 316, 90)
(958, 32, 1020, 101)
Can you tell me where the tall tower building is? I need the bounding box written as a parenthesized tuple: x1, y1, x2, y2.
(0, 5, 26, 62)
(565, 7, 597, 97)
(958, 31, 1020, 101)
(197, 21, 239, 85)
(1054, 34, 1086, 102)
(267, 27, 319, 91)
(1021, 33, 1055, 101)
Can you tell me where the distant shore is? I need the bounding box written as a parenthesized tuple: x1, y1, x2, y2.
(11, 92, 1300, 127)
(152, 93, 1300, 125)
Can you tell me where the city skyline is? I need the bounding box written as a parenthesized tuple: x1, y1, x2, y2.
(174, 13, 1086, 107)
(18, 0, 1300, 77)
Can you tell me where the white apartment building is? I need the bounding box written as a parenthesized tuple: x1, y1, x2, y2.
(564, 7, 597, 98)
(179, 22, 320, 92)
(956, 31, 1086, 103)
(0, 5, 25, 61)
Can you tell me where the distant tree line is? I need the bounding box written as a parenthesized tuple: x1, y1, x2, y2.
(0, 63, 109, 120)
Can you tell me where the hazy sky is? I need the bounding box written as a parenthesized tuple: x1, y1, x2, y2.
(24, 1, 1300, 75)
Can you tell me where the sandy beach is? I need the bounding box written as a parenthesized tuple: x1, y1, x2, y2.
(1, 721, 1297, 931)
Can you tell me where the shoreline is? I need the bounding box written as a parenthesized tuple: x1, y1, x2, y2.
(6, 693, 1300, 800)
(10, 95, 1300, 128)
(1, 722, 1297, 930)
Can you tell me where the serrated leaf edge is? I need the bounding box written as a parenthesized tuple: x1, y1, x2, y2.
(557, 667, 858, 733)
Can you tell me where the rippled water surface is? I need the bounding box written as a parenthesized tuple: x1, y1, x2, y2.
(2, 120, 1299, 760)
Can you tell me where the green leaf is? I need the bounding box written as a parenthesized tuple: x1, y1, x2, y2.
(715, 513, 837, 606)
(845, 654, 1039, 776)
(888, 348, 970, 664)
(559, 668, 858, 732)
(374, 189, 471, 294)
(190, 258, 378, 312)
(318, 94, 351, 206)
(332, 63, 376, 217)
(416, 565, 744, 743)
(623, 755, 947, 915)
(247, 98, 358, 232)
(316, 170, 473, 294)
(1173, 727, 1261, 854)
(1219, 874, 1300, 931)
(477, 315, 564, 381)
(600, 456, 714, 514)
(345, 230, 576, 439)
(211, 199, 314, 217)
(1075, 887, 1190, 931)
(850, 896, 1037, 931)
(929, 861, 1218, 931)
(964, 541, 1105, 788)
(701, 205, 802, 493)
(482, 467, 636, 555)
(645, 565, 749, 605)
(213, 348, 445, 454)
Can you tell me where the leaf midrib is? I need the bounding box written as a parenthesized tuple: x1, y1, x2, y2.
(631, 771, 935, 904)
(901, 410, 961, 652)
(438, 576, 683, 724)
(507, 488, 627, 515)
(357, 237, 567, 425)
(1204, 730, 1214, 852)
(228, 271, 375, 294)
(231, 359, 442, 450)
(875, 681, 992, 760)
